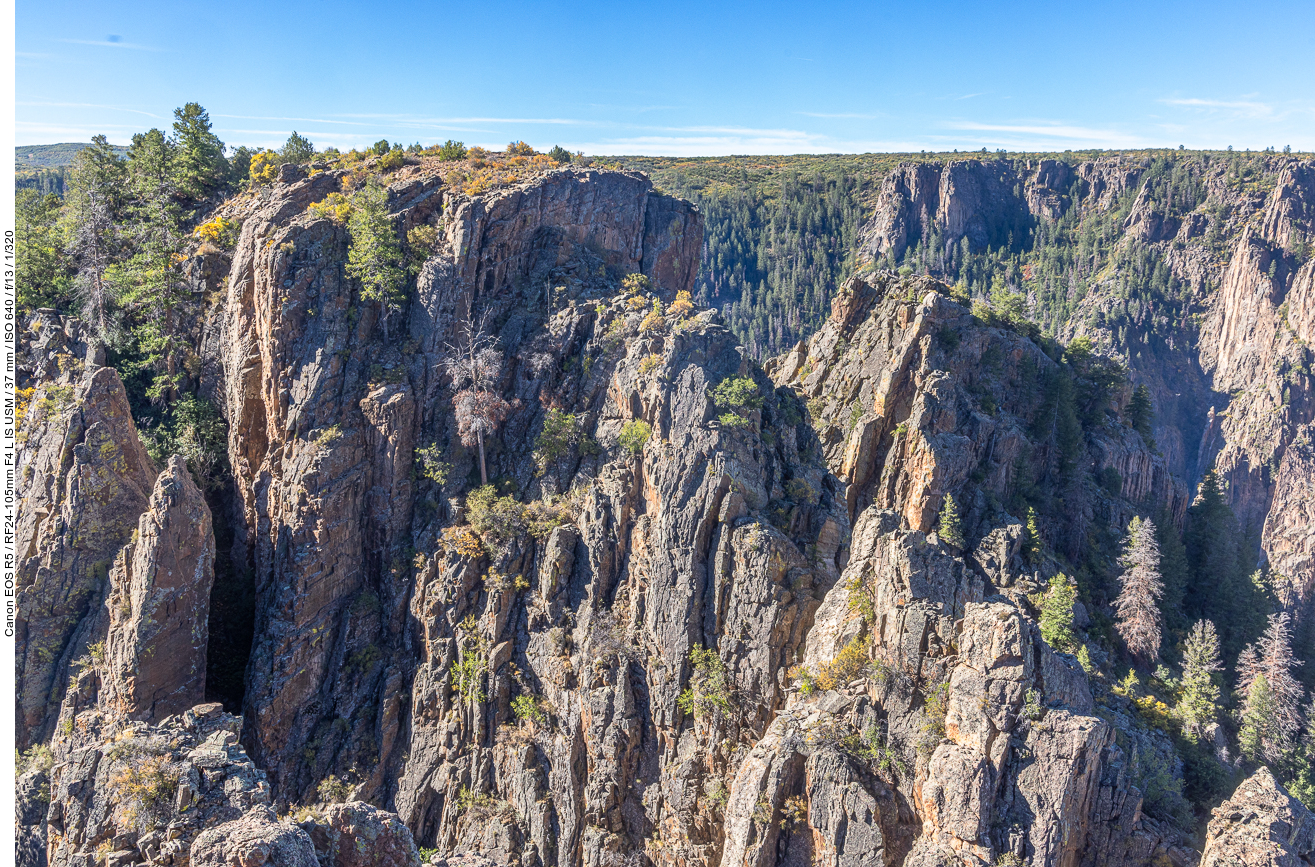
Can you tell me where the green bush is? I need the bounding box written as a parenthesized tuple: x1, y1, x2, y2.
(511, 694, 547, 726)
(534, 409, 580, 469)
(678, 645, 735, 719)
(437, 140, 467, 161)
(710, 376, 763, 424)
(1038, 573, 1078, 652)
(547, 145, 572, 164)
(466, 485, 526, 546)
(619, 419, 651, 455)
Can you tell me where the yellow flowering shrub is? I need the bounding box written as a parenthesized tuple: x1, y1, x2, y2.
(308, 193, 354, 224)
(640, 300, 665, 334)
(670, 290, 694, 317)
(249, 150, 278, 186)
(194, 216, 239, 249)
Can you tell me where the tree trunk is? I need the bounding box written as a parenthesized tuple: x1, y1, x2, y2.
(477, 429, 488, 486)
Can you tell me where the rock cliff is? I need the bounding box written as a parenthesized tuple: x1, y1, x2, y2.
(17, 157, 1308, 867)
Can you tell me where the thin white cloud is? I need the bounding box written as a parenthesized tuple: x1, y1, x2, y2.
(797, 112, 885, 119)
(946, 120, 1148, 149)
(56, 38, 169, 52)
(953, 93, 988, 101)
(333, 114, 584, 125)
(19, 100, 162, 119)
(1162, 97, 1272, 117)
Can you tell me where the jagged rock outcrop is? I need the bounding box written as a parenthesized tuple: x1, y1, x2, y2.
(304, 801, 423, 867)
(15, 315, 160, 748)
(1200, 768, 1315, 867)
(769, 272, 1186, 544)
(103, 455, 216, 722)
(44, 703, 273, 867)
(191, 806, 320, 867)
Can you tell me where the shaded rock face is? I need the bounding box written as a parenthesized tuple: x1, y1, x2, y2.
(103, 455, 216, 722)
(15, 315, 159, 748)
(1200, 769, 1315, 867)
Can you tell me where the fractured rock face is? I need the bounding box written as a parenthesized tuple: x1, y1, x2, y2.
(103, 455, 216, 722)
(16, 318, 159, 747)
(191, 805, 320, 867)
(1200, 768, 1315, 867)
(46, 704, 273, 867)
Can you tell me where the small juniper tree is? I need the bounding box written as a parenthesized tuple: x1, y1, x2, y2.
(1115, 516, 1164, 666)
(1240, 672, 1278, 763)
(937, 494, 964, 549)
(1177, 619, 1222, 739)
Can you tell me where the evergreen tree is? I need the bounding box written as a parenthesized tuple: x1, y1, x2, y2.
(1184, 469, 1263, 659)
(170, 102, 228, 203)
(937, 493, 964, 549)
(279, 131, 316, 166)
(1240, 672, 1278, 764)
(1237, 612, 1305, 759)
(16, 190, 72, 313)
(346, 179, 406, 335)
(1155, 511, 1190, 638)
(1177, 619, 1222, 739)
(63, 135, 127, 334)
(118, 127, 187, 398)
(1039, 573, 1078, 653)
(1128, 383, 1154, 445)
(1115, 516, 1164, 666)
(1024, 506, 1042, 562)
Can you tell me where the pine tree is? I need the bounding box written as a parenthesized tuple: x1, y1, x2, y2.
(170, 102, 228, 203)
(1237, 612, 1304, 759)
(938, 494, 964, 549)
(1024, 506, 1042, 562)
(63, 135, 127, 335)
(279, 131, 316, 166)
(1039, 573, 1078, 653)
(1155, 511, 1190, 636)
(1178, 619, 1222, 739)
(1240, 672, 1278, 763)
(346, 179, 406, 336)
(1115, 516, 1164, 666)
(1128, 383, 1154, 445)
(119, 127, 187, 398)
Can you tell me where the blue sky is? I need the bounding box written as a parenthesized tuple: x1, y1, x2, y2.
(16, 0, 1315, 155)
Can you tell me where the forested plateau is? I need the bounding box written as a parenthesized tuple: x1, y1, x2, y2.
(13, 109, 1315, 867)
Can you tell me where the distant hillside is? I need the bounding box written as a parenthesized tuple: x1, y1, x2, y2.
(17, 142, 127, 168)
(16, 143, 130, 196)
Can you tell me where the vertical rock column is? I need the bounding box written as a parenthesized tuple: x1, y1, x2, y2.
(104, 456, 217, 722)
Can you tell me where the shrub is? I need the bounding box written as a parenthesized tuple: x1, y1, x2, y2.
(670, 290, 695, 317)
(815, 637, 870, 691)
(711, 376, 763, 426)
(249, 150, 278, 186)
(678, 645, 735, 719)
(451, 633, 488, 703)
(784, 478, 815, 504)
(512, 694, 547, 726)
(407, 224, 438, 254)
(638, 353, 662, 376)
(16, 744, 53, 776)
(415, 443, 451, 485)
(640, 299, 665, 333)
(534, 409, 580, 469)
(441, 525, 485, 559)
(1023, 688, 1044, 720)
(377, 149, 405, 172)
(918, 680, 951, 756)
(193, 215, 239, 249)
(619, 419, 651, 455)
(437, 140, 468, 161)
(621, 273, 652, 295)
(371, 139, 392, 156)
(547, 145, 572, 164)
(112, 754, 177, 831)
(305, 192, 349, 223)
(466, 485, 526, 546)
(525, 497, 574, 539)
(318, 774, 353, 803)
(506, 141, 536, 156)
